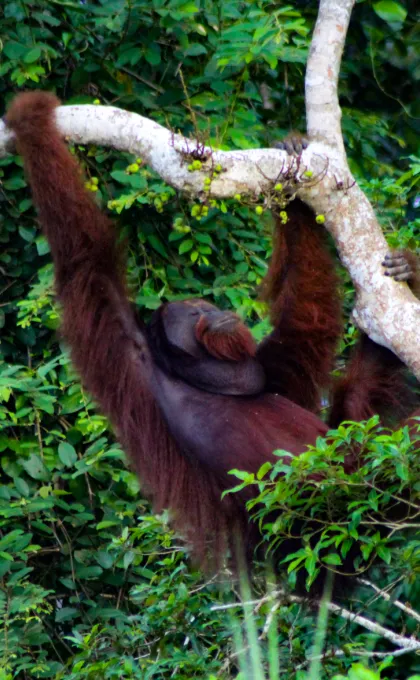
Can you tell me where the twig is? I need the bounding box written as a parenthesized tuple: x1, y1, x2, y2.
(212, 588, 420, 652)
(260, 600, 280, 640)
(294, 644, 420, 671)
(327, 601, 420, 651)
(358, 578, 420, 624)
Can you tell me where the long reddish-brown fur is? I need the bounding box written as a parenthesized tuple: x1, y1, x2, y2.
(329, 250, 420, 428)
(195, 314, 257, 360)
(329, 334, 418, 427)
(5, 92, 248, 562)
(258, 200, 342, 411)
(6, 91, 419, 577)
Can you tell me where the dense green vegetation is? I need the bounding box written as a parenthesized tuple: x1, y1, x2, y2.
(0, 0, 419, 677)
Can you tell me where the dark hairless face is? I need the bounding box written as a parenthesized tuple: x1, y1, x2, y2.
(150, 299, 265, 395)
(161, 299, 257, 361)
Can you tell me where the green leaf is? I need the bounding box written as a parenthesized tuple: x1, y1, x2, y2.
(377, 545, 392, 564)
(110, 170, 131, 184)
(395, 461, 409, 480)
(228, 469, 254, 483)
(3, 40, 28, 60)
(23, 46, 42, 63)
(168, 230, 185, 242)
(96, 551, 114, 569)
(128, 174, 147, 189)
(257, 461, 272, 480)
(178, 2, 199, 13)
(348, 664, 381, 680)
(19, 197, 32, 213)
(195, 232, 213, 245)
(76, 565, 103, 579)
(136, 294, 162, 310)
(19, 454, 50, 481)
(287, 555, 305, 573)
(58, 442, 78, 467)
(229, 129, 253, 149)
(0, 386, 11, 401)
(322, 553, 342, 566)
(0, 551, 13, 561)
(305, 553, 317, 578)
(115, 47, 142, 68)
(373, 0, 407, 23)
(14, 477, 30, 497)
(55, 607, 78, 623)
(33, 393, 56, 414)
(179, 239, 194, 254)
(7, 567, 34, 585)
(35, 235, 50, 255)
(3, 176, 26, 190)
(37, 356, 61, 379)
(185, 44, 207, 57)
(0, 529, 25, 549)
(145, 43, 161, 66)
(96, 521, 119, 530)
(18, 226, 36, 242)
(123, 550, 135, 569)
(39, 485, 51, 498)
(59, 391, 83, 414)
(32, 11, 61, 26)
(4, 2, 26, 20)
(147, 234, 169, 259)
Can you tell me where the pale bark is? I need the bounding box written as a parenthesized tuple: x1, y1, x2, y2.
(1, 0, 419, 375)
(0, 110, 328, 198)
(304, 0, 420, 375)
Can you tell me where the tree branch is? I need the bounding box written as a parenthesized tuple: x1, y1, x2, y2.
(212, 588, 420, 655)
(0, 108, 321, 198)
(304, 0, 420, 379)
(358, 578, 420, 624)
(306, 0, 355, 151)
(1, 0, 419, 376)
(327, 600, 420, 650)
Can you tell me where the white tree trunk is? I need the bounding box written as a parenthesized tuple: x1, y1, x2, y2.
(1, 0, 419, 375)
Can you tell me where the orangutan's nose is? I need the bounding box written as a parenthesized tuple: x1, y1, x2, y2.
(209, 312, 239, 332)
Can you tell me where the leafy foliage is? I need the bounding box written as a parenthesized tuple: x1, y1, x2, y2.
(231, 417, 420, 592)
(0, 0, 419, 677)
